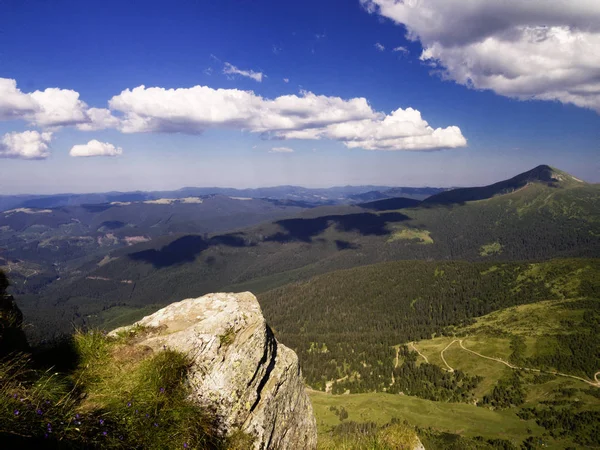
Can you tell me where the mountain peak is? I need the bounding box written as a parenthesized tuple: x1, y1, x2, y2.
(517, 165, 584, 186)
(424, 165, 586, 205)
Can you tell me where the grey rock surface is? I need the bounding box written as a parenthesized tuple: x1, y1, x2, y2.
(111, 291, 317, 450)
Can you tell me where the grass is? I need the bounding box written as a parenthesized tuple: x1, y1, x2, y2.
(388, 228, 433, 244)
(310, 391, 545, 446)
(317, 420, 420, 450)
(0, 330, 230, 449)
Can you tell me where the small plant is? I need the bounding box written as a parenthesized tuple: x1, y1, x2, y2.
(218, 327, 236, 348)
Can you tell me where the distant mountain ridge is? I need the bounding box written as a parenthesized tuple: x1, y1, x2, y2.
(423, 165, 587, 205)
(0, 185, 445, 212)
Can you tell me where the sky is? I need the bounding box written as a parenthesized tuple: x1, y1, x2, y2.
(0, 0, 598, 194)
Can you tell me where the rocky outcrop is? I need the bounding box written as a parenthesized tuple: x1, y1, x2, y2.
(0, 271, 28, 357)
(111, 292, 317, 450)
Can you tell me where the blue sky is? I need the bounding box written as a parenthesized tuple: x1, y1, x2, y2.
(0, 0, 598, 194)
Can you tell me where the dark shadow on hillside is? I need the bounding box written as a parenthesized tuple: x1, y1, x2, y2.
(128, 233, 252, 268)
(359, 197, 421, 211)
(263, 198, 324, 208)
(265, 212, 410, 243)
(81, 203, 114, 213)
(98, 220, 126, 230)
(335, 240, 359, 250)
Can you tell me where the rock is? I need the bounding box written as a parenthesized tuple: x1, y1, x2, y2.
(0, 271, 28, 356)
(110, 292, 317, 450)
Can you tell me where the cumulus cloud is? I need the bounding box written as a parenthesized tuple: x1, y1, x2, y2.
(70, 140, 123, 157)
(76, 108, 121, 131)
(223, 62, 264, 82)
(277, 107, 466, 151)
(0, 78, 120, 129)
(375, 42, 385, 51)
(0, 77, 467, 152)
(0, 79, 39, 120)
(270, 147, 294, 153)
(108, 84, 466, 151)
(108, 86, 377, 134)
(283, 78, 290, 83)
(393, 46, 408, 53)
(28, 88, 89, 127)
(0, 130, 53, 159)
(361, 0, 600, 112)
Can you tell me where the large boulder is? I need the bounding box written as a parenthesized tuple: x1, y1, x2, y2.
(111, 292, 317, 450)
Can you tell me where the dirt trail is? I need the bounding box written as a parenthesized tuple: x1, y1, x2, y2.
(459, 340, 600, 388)
(409, 342, 429, 364)
(440, 340, 458, 372)
(325, 375, 348, 394)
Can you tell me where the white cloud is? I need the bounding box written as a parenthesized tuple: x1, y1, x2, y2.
(375, 42, 385, 51)
(76, 108, 120, 131)
(0, 130, 52, 159)
(361, 0, 600, 112)
(277, 107, 467, 151)
(108, 84, 466, 151)
(0, 79, 38, 120)
(392, 46, 408, 53)
(0, 77, 467, 152)
(283, 78, 290, 83)
(223, 62, 265, 82)
(28, 88, 89, 127)
(109, 86, 378, 134)
(270, 147, 294, 153)
(0, 78, 120, 130)
(69, 139, 123, 157)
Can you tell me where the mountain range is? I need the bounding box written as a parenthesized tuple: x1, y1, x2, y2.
(8, 165, 597, 343)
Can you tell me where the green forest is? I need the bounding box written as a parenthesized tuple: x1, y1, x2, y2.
(258, 259, 600, 392)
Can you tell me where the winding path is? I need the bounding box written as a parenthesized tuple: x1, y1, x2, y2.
(409, 342, 429, 364)
(439, 340, 458, 372)
(457, 339, 600, 387)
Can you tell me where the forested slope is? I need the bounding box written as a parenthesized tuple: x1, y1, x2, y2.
(258, 259, 600, 392)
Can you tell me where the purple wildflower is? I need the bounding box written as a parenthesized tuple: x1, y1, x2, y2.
(159, 387, 165, 393)
(99, 419, 104, 425)
(75, 414, 80, 419)
(153, 422, 158, 427)
(127, 401, 132, 407)
(184, 444, 188, 448)
(12, 393, 17, 398)
(103, 431, 107, 436)
(14, 410, 19, 416)
(37, 409, 43, 415)
(44, 433, 48, 439)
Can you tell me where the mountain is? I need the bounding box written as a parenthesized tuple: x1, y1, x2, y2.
(16, 165, 599, 342)
(0, 195, 308, 295)
(0, 185, 444, 212)
(349, 187, 446, 203)
(423, 164, 586, 205)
